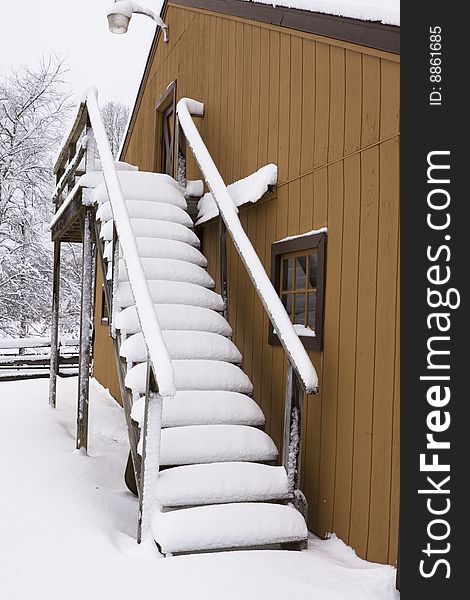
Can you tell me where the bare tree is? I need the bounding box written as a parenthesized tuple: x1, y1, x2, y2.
(101, 100, 130, 158)
(0, 57, 80, 338)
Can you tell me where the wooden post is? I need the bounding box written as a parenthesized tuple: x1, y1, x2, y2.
(137, 358, 163, 544)
(283, 362, 307, 516)
(110, 223, 120, 339)
(76, 206, 95, 451)
(219, 217, 228, 320)
(176, 117, 187, 188)
(67, 142, 77, 195)
(49, 240, 61, 408)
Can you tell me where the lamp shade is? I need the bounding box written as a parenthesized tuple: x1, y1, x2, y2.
(107, 12, 130, 34)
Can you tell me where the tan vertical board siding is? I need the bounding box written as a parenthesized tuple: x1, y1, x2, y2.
(305, 164, 328, 533)
(367, 57, 400, 564)
(92, 263, 121, 403)
(332, 153, 361, 542)
(112, 4, 400, 565)
(252, 202, 267, 404)
(317, 161, 343, 534)
(349, 145, 380, 557)
(389, 249, 400, 566)
(242, 26, 261, 383)
(367, 136, 399, 563)
(344, 50, 363, 154)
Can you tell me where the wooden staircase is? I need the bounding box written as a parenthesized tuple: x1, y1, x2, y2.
(95, 170, 307, 554)
(49, 89, 318, 557)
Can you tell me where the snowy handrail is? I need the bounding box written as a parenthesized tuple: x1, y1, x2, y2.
(176, 98, 319, 394)
(86, 88, 176, 398)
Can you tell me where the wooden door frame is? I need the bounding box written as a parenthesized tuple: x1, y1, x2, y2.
(154, 80, 177, 176)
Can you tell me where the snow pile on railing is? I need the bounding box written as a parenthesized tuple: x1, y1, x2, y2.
(86, 88, 176, 398)
(244, 0, 400, 26)
(177, 98, 318, 394)
(196, 164, 277, 225)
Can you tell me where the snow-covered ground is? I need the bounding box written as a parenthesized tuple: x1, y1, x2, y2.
(0, 377, 399, 600)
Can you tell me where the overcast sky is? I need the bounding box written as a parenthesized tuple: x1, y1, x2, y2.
(0, 0, 165, 109)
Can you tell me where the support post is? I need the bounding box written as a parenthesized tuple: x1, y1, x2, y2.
(76, 206, 95, 451)
(110, 223, 120, 339)
(283, 361, 307, 518)
(137, 358, 163, 544)
(49, 240, 61, 408)
(219, 217, 228, 321)
(176, 117, 186, 189)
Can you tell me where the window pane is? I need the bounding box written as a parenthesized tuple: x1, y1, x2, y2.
(295, 255, 307, 290)
(282, 258, 294, 291)
(294, 293, 306, 325)
(308, 292, 316, 328)
(282, 293, 293, 318)
(308, 252, 318, 289)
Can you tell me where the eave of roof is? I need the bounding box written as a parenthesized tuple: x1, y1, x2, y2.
(174, 0, 399, 53)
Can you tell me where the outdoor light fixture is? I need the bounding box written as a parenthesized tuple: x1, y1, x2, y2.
(107, 1, 169, 42)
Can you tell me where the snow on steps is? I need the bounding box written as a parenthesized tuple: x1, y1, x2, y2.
(125, 360, 253, 395)
(92, 169, 308, 552)
(115, 304, 231, 336)
(92, 172, 186, 207)
(97, 200, 193, 226)
(157, 462, 289, 507)
(153, 503, 307, 554)
(159, 425, 278, 466)
(115, 257, 214, 288)
(121, 331, 242, 363)
(115, 281, 224, 311)
(100, 218, 200, 246)
(131, 391, 264, 428)
(103, 237, 207, 266)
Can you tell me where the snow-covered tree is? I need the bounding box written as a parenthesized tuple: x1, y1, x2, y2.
(0, 57, 80, 338)
(101, 100, 130, 158)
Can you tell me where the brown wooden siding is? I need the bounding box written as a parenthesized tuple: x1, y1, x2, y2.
(93, 263, 121, 404)
(114, 3, 400, 565)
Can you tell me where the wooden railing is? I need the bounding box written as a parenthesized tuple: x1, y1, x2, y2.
(176, 97, 319, 510)
(50, 88, 174, 542)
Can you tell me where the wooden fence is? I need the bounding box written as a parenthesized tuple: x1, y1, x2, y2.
(0, 337, 79, 381)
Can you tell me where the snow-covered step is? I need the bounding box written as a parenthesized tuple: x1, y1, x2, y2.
(115, 281, 224, 311)
(153, 503, 307, 554)
(121, 331, 242, 363)
(115, 304, 231, 336)
(157, 463, 289, 507)
(97, 200, 193, 227)
(125, 360, 253, 395)
(92, 172, 186, 207)
(159, 425, 278, 466)
(100, 219, 198, 246)
(131, 390, 265, 428)
(103, 237, 207, 266)
(116, 258, 214, 288)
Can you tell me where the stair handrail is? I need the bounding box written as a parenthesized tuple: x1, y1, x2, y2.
(85, 88, 176, 399)
(176, 98, 319, 395)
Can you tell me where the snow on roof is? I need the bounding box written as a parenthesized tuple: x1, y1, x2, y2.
(245, 0, 400, 26)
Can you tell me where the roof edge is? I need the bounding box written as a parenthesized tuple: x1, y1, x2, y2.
(173, 0, 399, 53)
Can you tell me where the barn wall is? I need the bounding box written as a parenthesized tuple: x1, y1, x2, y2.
(118, 3, 400, 565)
(93, 262, 122, 404)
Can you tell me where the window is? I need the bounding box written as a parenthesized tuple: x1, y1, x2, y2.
(269, 231, 326, 351)
(154, 80, 176, 176)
